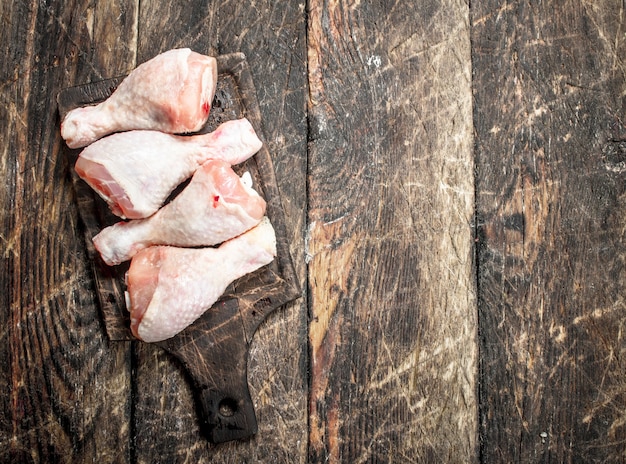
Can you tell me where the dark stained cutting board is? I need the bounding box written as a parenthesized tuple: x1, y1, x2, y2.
(57, 53, 300, 444)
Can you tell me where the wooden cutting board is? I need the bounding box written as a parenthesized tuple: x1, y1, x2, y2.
(57, 53, 300, 444)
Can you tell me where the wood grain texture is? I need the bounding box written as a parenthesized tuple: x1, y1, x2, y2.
(472, 1, 626, 462)
(137, 0, 218, 61)
(0, 0, 138, 462)
(307, 0, 476, 462)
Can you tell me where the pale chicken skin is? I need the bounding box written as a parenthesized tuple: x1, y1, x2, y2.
(127, 217, 276, 342)
(93, 159, 266, 266)
(75, 118, 263, 219)
(61, 48, 218, 148)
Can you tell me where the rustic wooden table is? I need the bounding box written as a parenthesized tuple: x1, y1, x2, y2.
(1, 0, 624, 462)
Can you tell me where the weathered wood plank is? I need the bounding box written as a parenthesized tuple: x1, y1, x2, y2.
(472, 1, 626, 461)
(307, 0, 476, 462)
(136, 0, 218, 61)
(0, 0, 138, 462)
(131, 1, 308, 462)
(216, 1, 309, 461)
(130, 4, 221, 460)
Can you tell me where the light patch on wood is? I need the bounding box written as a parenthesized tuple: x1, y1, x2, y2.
(308, 218, 356, 356)
(94, 0, 139, 75)
(482, 148, 558, 276)
(549, 321, 567, 343)
(85, 5, 94, 40)
(307, 217, 357, 460)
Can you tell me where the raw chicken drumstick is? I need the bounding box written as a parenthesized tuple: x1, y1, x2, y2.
(61, 48, 218, 148)
(126, 216, 276, 342)
(75, 118, 262, 219)
(93, 159, 266, 266)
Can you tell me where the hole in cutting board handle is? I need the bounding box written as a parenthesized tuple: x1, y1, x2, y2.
(218, 397, 238, 417)
(198, 388, 258, 444)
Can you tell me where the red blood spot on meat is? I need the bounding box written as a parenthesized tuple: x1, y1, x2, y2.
(202, 101, 210, 114)
(213, 195, 220, 208)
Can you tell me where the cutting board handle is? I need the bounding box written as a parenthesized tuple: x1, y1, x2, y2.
(158, 298, 258, 443)
(198, 385, 258, 443)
